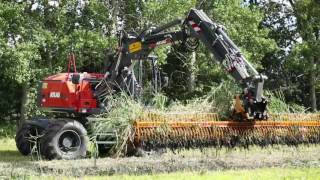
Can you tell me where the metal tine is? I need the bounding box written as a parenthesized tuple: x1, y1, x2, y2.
(135, 112, 320, 149)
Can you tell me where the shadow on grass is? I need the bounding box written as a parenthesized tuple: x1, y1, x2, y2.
(0, 150, 29, 162)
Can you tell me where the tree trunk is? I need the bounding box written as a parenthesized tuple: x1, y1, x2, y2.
(110, 0, 120, 36)
(309, 57, 317, 112)
(308, 23, 318, 112)
(188, 51, 196, 92)
(288, 1, 318, 112)
(18, 84, 28, 126)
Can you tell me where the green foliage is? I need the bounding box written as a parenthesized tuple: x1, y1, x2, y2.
(261, 0, 320, 109)
(209, 0, 278, 67)
(0, 1, 115, 122)
(0, 122, 15, 138)
(0, 0, 318, 124)
(141, 0, 196, 25)
(151, 93, 168, 111)
(161, 0, 278, 99)
(266, 90, 307, 113)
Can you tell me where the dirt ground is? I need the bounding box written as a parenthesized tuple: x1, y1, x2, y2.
(1, 142, 320, 177)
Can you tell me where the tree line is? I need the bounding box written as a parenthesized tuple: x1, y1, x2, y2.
(0, 0, 319, 124)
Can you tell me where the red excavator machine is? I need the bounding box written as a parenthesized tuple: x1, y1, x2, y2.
(16, 9, 320, 160)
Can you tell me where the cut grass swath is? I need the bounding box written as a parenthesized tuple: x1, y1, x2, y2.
(90, 88, 320, 156)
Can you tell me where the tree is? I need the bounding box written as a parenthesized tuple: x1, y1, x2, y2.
(0, 2, 42, 124)
(139, 0, 277, 99)
(261, 0, 320, 111)
(0, 0, 115, 124)
(287, 0, 320, 111)
(193, 0, 278, 96)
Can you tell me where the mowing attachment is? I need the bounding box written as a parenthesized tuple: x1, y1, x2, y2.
(133, 113, 320, 150)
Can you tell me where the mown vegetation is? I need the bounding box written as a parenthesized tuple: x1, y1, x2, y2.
(90, 90, 319, 157)
(79, 168, 320, 180)
(20, 168, 320, 180)
(1, 137, 320, 179)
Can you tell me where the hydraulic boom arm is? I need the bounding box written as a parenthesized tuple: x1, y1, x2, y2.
(97, 8, 268, 120)
(184, 9, 268, 119)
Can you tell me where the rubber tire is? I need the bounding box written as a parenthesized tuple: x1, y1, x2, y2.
(40, 120, 88, 160)
(15, 122, 38, 155)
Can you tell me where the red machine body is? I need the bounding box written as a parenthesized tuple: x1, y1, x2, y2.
(39, 72, 104, 115)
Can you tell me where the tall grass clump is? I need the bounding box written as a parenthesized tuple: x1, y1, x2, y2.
(168, 81, 239, 118)
(90, 93, 143, 157)
(266, 90, 306, 113)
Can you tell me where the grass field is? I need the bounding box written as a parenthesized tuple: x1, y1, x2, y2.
(1, 137, 320, 179)
(21, 168, 320, 180)
(110, 168, 320, 180)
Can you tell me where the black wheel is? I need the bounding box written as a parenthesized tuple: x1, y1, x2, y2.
(15, 121, 44, 155)
(40, 120, 88, 160)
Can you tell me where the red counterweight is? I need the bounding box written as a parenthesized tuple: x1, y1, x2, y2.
(39, 72, 104, 115)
